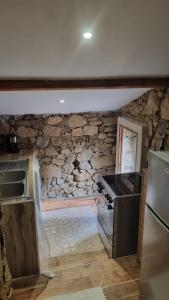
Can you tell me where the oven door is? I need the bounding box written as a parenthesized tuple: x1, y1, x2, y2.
(97, 192, 114, 245)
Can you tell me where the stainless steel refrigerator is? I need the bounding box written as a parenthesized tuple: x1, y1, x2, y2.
(140, 150, 169, 300)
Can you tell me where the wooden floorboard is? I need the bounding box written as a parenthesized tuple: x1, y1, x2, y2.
(12, 251, 140, 299)
(115, 255, 140, 280)
(48, 249, 108, 271)
(104, 279, 139, 300)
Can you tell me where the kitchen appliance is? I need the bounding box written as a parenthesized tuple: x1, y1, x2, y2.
(140, 150, 169, 300)
(0, 134, 19, 154)
(0, 135, 9, 153)
(8, 134, 19, 153)
(97, 172, 142, 258)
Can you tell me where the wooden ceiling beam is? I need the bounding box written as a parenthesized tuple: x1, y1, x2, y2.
(0, 77, 169, 91)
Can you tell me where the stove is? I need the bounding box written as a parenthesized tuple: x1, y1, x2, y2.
(96, 172, 142, 258)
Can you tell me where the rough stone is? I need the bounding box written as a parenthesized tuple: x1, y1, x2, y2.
(57, 154, 65, 160)
(147, 119, 153, 136)
(72, 169, 78, 175)
(40, 158, 52, 164)
(36, 136, 49, 148)
(57, 178, 65, 185)
(85, 180, 94, 186)
(65, 175, 74, 183)
(46, 116, 63, 125)
(72, 189, 86, 197)
(0, 125, 10, 134)
(77, 149, 93, 161)
(74, 146, 83, 153)
(99, 143, 112, 151)
(88, 118, 102, 126)
(51, 178, 57, 186)
(45, 147, 57, 156)
(29, 137, 36, 144)
(68, 115, 87, 128)
(107, 133, 114, 137)
(90, 156, 113, 169)
(98, 133, 107, 139)
(72, 127, 83, 136)
(65, 154, 76, 164)
(62, 163, 74, 173)
(30, 120, 43, 130)
(77, 182, 86, 188)
(40, 165, 61, 178)
(128, 102, 144, 116)
(161, 94, 169, 120)
(104, 127, 113, 133)
(74, 172, 91, 182)
(79, 161, 91, 170)
(103, 117, 115, 126)
(85, 187, 93, 194)
(105, 138, 113, 144)
(144, 91, 161, 115)
(48, 191, 56, 198)
(62, 148, 71, 155)
(16, 120, 32, 127)
(83, 125, 98, 135)
(17, 126, 38, 137)
(61, 184, 74, 194)
(43, 125, 61, 136)
(93, 173, 99, 182)
(55, 159, 65, 166)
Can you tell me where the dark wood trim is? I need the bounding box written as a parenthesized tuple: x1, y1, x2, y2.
(0, 77, 169, 91)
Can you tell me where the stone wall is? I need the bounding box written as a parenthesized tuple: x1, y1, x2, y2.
(0, 88, 169, 200)
(120, 88, 169, 157)
(0, 112, 117, 199)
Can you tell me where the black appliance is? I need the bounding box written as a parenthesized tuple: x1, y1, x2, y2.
(0, 135, 19, 154)
(96, 172, 142, 258)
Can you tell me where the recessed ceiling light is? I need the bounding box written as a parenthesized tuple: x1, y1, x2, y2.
(60, 99, 64, 103)
(83, 32, 93, 39)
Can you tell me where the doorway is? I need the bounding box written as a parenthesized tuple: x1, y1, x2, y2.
(119, 126, 138, 173)
(116, 117, 146, 174)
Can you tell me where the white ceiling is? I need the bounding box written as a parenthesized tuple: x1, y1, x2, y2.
(0, 89, 149, 115)
(0, 0, 169, 78)
(0, 0, 168, 114)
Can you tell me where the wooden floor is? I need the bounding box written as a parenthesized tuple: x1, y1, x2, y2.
(12, 250, 140, 300)
(12, 201, 140, 300)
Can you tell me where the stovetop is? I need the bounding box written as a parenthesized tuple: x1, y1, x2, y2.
(102, 172, 142, 196)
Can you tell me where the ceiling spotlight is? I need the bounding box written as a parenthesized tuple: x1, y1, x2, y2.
(60, 99, 64, 103)
(83, 32, 93, 39)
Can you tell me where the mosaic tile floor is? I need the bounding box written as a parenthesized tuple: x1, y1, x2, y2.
(42, 205, 104, 257)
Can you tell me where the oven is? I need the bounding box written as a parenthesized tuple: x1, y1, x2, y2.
(96, 173, 142, 258)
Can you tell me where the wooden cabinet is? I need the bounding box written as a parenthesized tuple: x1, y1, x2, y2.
(2, 202, 40, 278)
(0, 153, 49, 279)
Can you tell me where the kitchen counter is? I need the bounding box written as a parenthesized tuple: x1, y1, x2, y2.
(0, 150, 49, 279)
